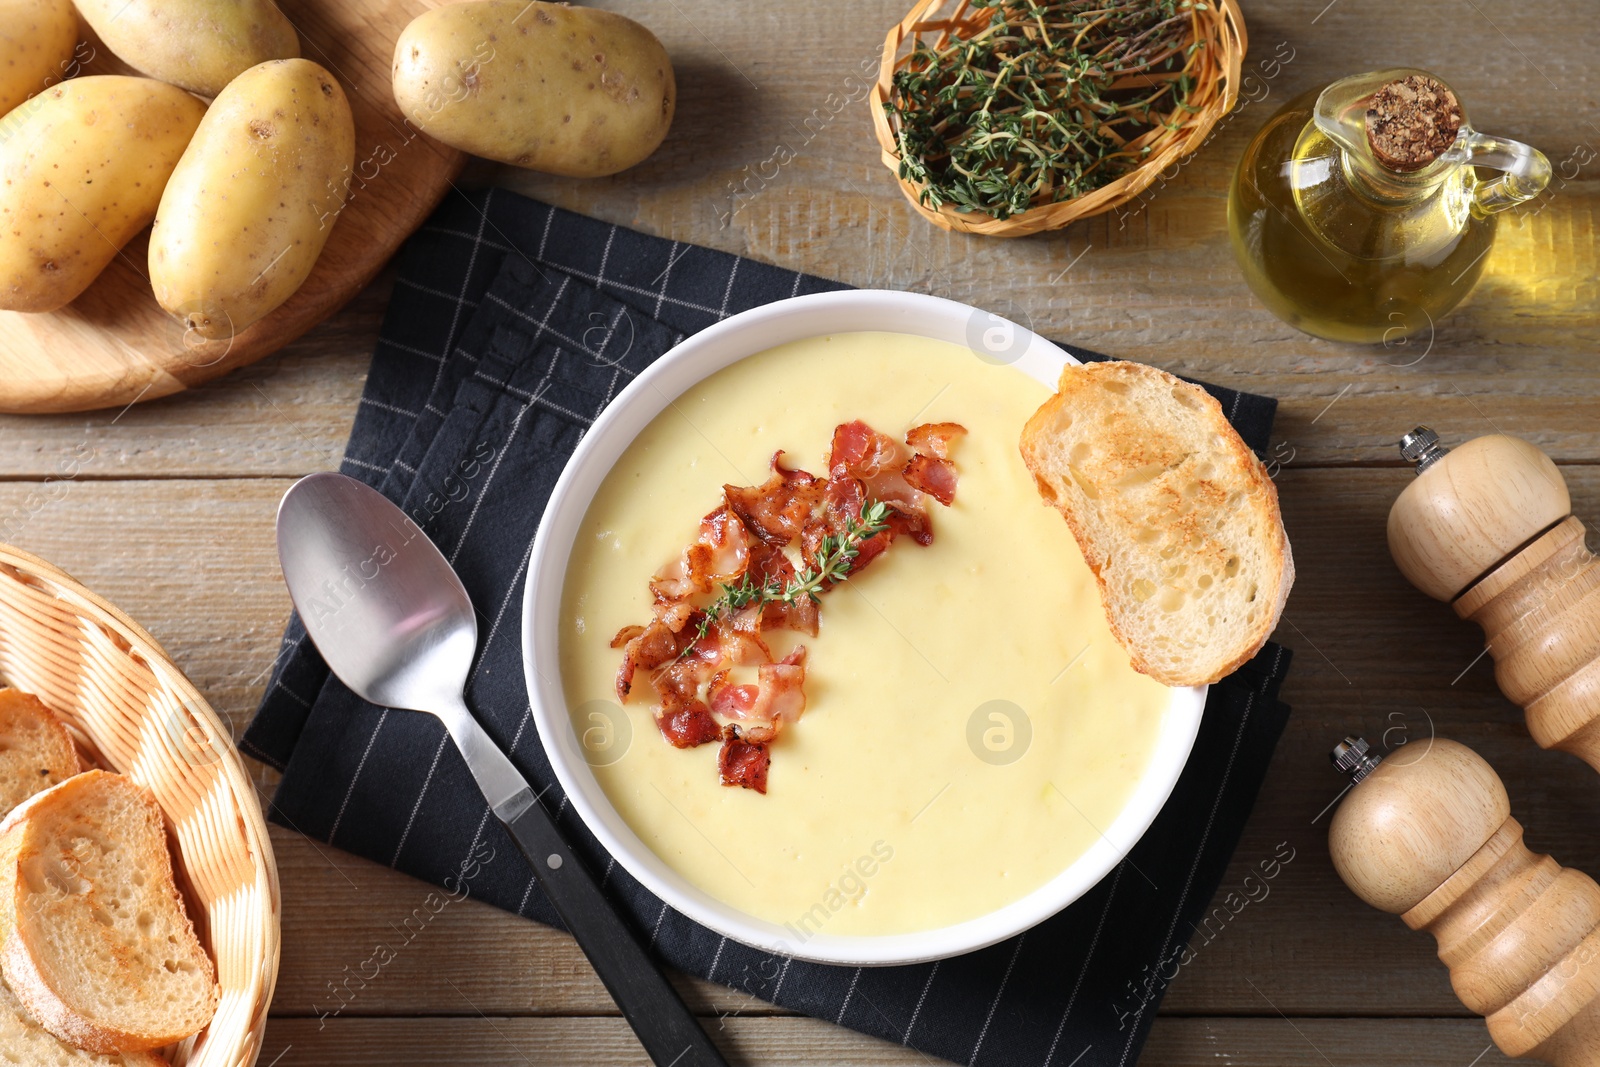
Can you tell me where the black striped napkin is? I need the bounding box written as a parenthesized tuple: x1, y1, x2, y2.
(244, 187, 1292, 1067)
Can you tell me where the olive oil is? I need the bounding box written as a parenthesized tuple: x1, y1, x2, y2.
(1229, 71, 1549, 345)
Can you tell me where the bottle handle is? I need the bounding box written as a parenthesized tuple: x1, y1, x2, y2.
(1453, 130, 1552, 216)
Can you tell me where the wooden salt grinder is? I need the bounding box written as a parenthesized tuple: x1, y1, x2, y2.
(1329, 736, 1600, 1066)
(1388, 427, 1600, 767)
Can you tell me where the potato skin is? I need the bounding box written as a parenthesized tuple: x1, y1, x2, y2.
(0, 76, 206, 314)
(75, 0, 299, 98)
(0, 0, 79, 116)
(150, 59, 355, 339)
(393, 0, 674, 177)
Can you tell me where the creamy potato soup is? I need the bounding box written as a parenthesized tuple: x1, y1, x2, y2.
(559, 331, 1170, 936)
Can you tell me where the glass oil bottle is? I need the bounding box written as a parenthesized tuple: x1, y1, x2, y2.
(1229, 69, 1550, 344)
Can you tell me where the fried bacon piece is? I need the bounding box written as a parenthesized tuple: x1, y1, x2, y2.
(809, 419, 970, 560)
(614, 611, 725, 705)
(753, 659, 807, 727)
(649, 506, 751, 605)
(827, 421, 922, 517)
(610, 624, 645, 648)
(615, 418, 965, 791)
(708, 671, 758, 719)
(653, 659, 707, 709)
(618, 621, 730, 748)
(718, 726, 771, 794)
(724, 453, 823, 545)
(705, 615, 773, 666)
(826, 420, 896, 478)
(648, 554, 697, 603)
(906, 422, 967, 460)
(613, 619, 683, 702)
(822, 418, 967, 520)
(904, 454, 958, 506)
(652, 600, 694, 633)
(800, 465, 902, 578)
(747, 540, 819, 635)
(706, 649, 808, 732)
(660, 703, 722, 748)
(903, 422, 967, 506)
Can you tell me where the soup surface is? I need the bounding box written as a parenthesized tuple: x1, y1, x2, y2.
(559, 331, 1171, 937)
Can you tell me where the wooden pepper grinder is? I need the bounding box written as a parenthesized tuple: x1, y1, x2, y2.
(1388, 427, 1600, 766)
(1329, 736, 1600, 1065)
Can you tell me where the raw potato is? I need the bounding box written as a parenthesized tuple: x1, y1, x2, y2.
(0, 0, 79, 116)
(150, 58, 355, 340)
(74, 0, 299, 97)
(0, 76, 206, 314)
(393, 0, 674, 177)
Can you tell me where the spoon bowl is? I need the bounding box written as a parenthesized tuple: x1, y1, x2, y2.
(276, 473, 478, 715)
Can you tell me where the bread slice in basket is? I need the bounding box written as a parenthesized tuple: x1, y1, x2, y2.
(0, 981, 163, 1066)
(1019, 360, 1293, 686)
(0, 770, 218, 1054)
(0, 689, 82, 820)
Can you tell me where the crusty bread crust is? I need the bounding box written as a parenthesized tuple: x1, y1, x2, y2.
(1019, 360, 1293, 686)
(0, 689, 83, 821)
(0, 770, 218, 1055)
(0, 969, 165, 1066)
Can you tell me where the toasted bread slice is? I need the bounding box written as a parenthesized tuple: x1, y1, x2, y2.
(0, 981, 164, 1067)
(0, 689, 82, 820)
(0, 770, 218, 1054)
(1019, 360, 1293, 686)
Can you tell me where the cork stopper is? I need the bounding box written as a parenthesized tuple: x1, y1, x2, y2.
(1365, 75, 1463, 171)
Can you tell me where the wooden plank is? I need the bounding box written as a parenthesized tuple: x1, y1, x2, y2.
(491, 0, 1600, 464)
(8, 230, 1600, 477)
(259, 1015, 928, 1066)
(0, 0, 1590, 469)
(0, 278, 379, 481)
(3, 470, 1600, 1019)
(270, 826, 782, 1021)
(1143, 1018, 1514, 1066)
(0, 1, 1589, 1059)
(254, 1015, 1518, 1066)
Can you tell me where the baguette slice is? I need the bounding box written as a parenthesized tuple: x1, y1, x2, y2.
(0, 981, 164, 1067)
(1019, 360, 1293, 686)
(0, 770, 218, 1054)
(0, 689, 82, 820)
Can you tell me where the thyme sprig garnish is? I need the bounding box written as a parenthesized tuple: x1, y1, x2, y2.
(885, 0, 1205, 218)
(675, 500, 893, 661)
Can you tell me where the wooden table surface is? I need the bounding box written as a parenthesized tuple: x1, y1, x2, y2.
(1, 1, 1595, 1064)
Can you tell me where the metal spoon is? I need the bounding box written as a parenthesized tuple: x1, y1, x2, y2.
(276, 472, 728, 1067)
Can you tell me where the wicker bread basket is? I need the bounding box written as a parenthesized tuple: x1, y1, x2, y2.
(870, 0, 1247, 236)
(0, 543, 278, 1067)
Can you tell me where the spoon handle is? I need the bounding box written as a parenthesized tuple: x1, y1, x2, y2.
(497, 788, 732, 1067)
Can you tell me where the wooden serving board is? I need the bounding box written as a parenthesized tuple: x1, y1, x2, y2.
(0, 0, 465, 414)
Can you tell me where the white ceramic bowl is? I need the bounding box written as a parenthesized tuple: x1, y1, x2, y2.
(521, 289, 1206, 966)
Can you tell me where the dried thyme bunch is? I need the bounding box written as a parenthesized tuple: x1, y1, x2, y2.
(886, 0, 1204, 218)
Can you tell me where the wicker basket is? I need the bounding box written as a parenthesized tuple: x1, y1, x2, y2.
(870, 0, 1248, 236)
(0, 544, 278, 1067)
